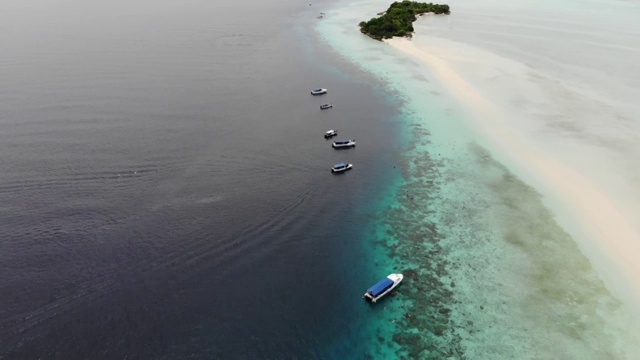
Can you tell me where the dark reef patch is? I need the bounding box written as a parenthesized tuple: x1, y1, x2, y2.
(375, 121, 464, 358)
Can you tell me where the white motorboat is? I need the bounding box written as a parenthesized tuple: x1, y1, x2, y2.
(324, 129, 338, 138)
(311, 88, 328, 95)
(332, 139, 356, 149)
(331, 163, 353, 173)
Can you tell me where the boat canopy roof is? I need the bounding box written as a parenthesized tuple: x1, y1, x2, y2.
(334, 140, 351, 144)
(313, 88, 324, 91)
(367, 278, 394, 297)
(334, 163, 346, 167)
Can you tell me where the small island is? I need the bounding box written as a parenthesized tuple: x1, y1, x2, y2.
(359, 1, 450, 41)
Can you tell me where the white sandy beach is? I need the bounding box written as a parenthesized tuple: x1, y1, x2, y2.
(385, 34, 640, 302)
(317, 0, 640, 355)
(385, 15, 640, 315)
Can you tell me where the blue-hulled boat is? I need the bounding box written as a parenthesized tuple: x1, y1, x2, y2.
(363, 273, 403, 303)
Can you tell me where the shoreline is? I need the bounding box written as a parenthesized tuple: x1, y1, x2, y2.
(384, 35, 640, 313)
(316, 0, 640, 355)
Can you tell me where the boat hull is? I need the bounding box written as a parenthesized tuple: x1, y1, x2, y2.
(331, 164, 353, 173)
(332, 140, 356, 149)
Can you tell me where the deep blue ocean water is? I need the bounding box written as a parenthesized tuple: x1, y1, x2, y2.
(0, 0, 406, 358)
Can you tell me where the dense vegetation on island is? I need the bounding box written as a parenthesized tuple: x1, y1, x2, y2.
(359, 1, 450, 40)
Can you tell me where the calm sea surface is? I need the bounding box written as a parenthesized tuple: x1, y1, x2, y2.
(0, 0, 402, 357)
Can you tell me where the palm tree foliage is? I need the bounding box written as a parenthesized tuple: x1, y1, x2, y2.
(359, 1, 450, 40)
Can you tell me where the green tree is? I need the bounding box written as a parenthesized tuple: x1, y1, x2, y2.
(359, 1, 450, 40)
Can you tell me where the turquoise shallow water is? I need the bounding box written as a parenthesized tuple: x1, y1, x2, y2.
(316, 0, 640, 358)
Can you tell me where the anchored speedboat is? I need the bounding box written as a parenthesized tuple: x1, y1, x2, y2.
(331, 163, 353, 173)
(363, 273, 403, 303)
(324, 129, 338, 138)
(332, 139, 356, 149)
(320, 103, 333, 110)
(311, 88, 328, 95)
